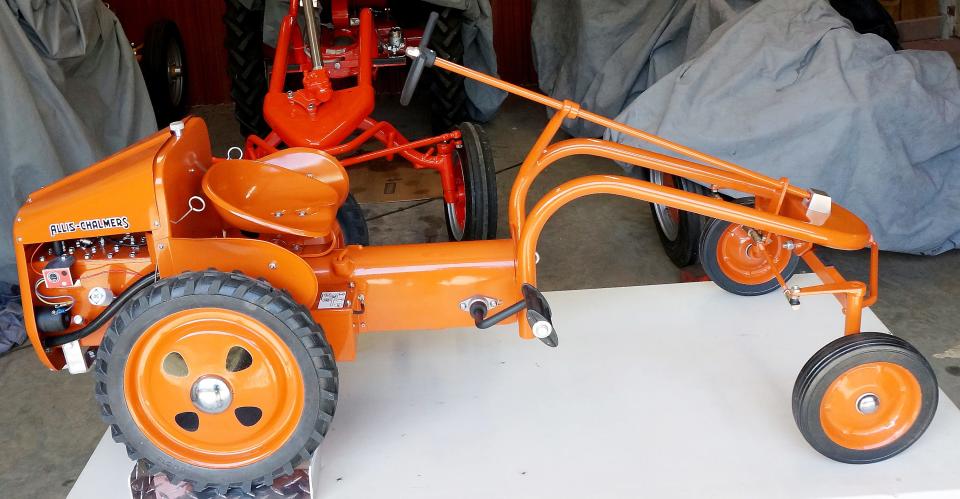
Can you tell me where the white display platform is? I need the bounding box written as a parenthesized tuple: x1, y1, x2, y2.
(70, 274, 960, 499)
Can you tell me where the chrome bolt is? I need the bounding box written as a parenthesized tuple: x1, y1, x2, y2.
(268, 261, 278, 270)
(783, 240, 796, 251)
(190, 375, 233, 414)
(856, 393, 880, 415)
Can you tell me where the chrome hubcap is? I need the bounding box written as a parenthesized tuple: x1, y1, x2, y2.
(856, 393, 880, 415)
(190, 375, 232, 414)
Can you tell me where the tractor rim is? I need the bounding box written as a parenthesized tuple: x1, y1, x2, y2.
(124, 307, 304, 468)
(715, 224, 791, 285)
(166, 36, 184, 106)
(819, 361, 922, 450)
(446, 148, 467, 240)
(650, 171, 681, 241)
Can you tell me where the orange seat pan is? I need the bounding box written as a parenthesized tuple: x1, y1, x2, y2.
(258, 147, 350, 205)
(202, 159, 341, 238)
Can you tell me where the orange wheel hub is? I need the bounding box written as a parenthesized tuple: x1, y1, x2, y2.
(819, 362, 922, 450)
(123, 308, 305, 468)
(715, 224, 792, 285)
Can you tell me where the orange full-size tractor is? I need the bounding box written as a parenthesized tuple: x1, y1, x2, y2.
(225, 1, 497, 242)
(13, 13, 938, 494)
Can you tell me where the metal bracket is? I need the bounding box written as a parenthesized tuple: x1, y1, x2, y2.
(459, 295, 500, 312)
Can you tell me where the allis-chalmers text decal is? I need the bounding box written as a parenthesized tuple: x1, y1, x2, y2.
(49, 216, 130, 237)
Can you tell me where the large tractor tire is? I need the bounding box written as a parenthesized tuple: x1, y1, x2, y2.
(94, 271, 338, 493)
(338, 193, 371, 246)
(829, 0, 901, 50)
(428, 7, 470, 133)
(223, 0, 270, 138)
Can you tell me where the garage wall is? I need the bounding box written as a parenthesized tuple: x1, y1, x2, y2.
(109, 0, 231, 106)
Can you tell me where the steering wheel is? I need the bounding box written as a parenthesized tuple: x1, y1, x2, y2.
(400, 11, 439, 106)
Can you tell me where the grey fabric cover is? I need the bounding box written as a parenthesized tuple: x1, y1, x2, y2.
(607, 0, 960, 255)
(0, 283, 24, 354)
(532, 0, 757, 137)
(0, 0, 157, 282)
(261, 0, 504, 121)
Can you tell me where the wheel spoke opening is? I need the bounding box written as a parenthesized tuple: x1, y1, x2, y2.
(163, 352, 189, 377)
(226, 346, 254, 372)
(175, 412, 200, 432)
(235, 406, 264, 427)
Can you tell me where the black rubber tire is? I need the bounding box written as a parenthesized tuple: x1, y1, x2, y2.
(829, 0, 902, 50)
(445, 122, 497, 241)
(428, 8, 469, 133)
(224, 0, 271, 138)
(337, 193, 370, 246)
(649, 173, 708, 267)
(142, 20, 189, 128)
(93, 271, 338, 493)
(699, 216, 799, 296)
(793, 332, 938, 463)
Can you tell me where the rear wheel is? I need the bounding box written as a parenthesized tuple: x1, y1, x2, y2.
(649, 172, 707, 267)
(337, 193, 370, 246)
(94, 271, 337, 492)
(428, 7, 469, 133)
(793, 332, 938, 463)
(223, 0, 270, 138)
(445, 122, 497, 241)
(699, 216, 799, 296)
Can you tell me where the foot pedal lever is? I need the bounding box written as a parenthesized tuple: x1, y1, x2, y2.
(522, 284, 558, 347)
(466, 284, 558, 348)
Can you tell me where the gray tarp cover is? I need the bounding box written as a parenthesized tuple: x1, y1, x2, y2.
(606, 0, 960, 255)
(532, 0, 757, 137)
(260, 0, 505, 121)
(0, 0, 156, 282)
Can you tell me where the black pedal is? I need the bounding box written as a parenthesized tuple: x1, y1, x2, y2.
(521, 284, 558, 347)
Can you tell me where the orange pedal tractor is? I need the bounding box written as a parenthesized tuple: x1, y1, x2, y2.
(13, 13, 938, 493)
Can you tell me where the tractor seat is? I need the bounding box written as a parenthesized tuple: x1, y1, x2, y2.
(202, 150, 349, 238)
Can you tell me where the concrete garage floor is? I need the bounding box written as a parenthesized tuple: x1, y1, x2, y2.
(1, 95, 959, 498)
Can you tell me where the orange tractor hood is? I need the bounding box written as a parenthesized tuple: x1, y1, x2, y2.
(13, 130, 169, 245)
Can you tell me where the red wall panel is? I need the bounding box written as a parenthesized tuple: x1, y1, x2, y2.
(110, 0, 231, 105)
(491, 0, 536, 86)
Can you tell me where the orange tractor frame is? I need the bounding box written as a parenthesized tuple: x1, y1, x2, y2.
(12, 13, 938, 493)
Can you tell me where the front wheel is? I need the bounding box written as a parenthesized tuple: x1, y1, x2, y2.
(444, 122, 497, 241)
(793, 332, 938, 463)
(699, 216, 799, 296)
(94, 271, 337, 492)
